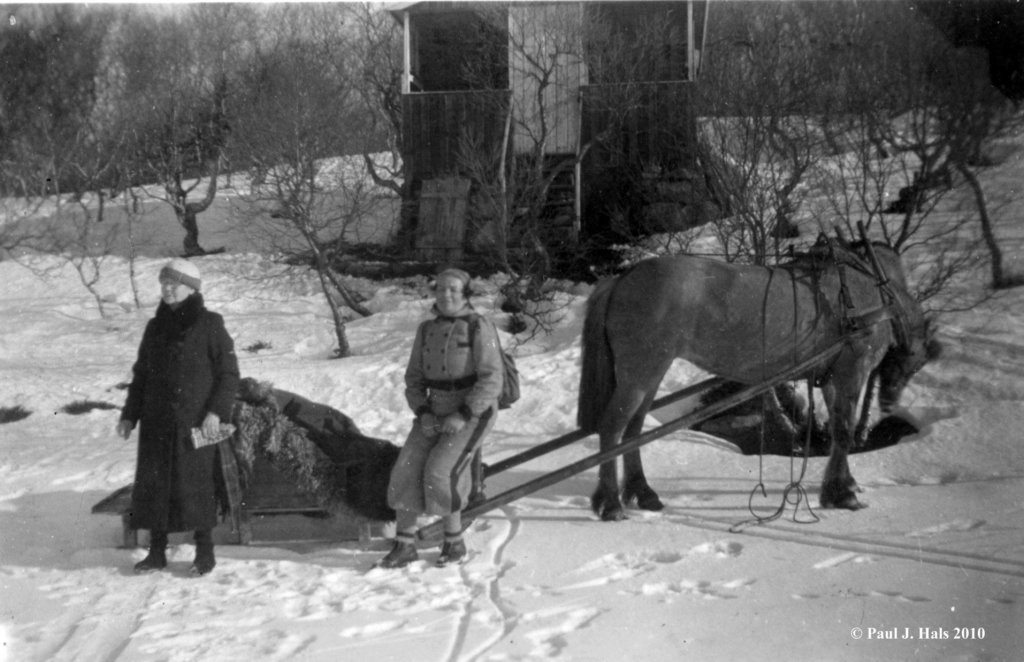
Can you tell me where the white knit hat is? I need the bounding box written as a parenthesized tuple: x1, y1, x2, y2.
(159, 258, 201, 291)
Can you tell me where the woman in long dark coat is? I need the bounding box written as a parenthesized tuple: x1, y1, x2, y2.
(117, 259, 239, 576)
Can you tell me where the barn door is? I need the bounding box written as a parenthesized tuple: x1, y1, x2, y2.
(416, 177, 471, 261)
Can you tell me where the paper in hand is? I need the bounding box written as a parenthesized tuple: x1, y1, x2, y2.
(190, 423, 236, 450)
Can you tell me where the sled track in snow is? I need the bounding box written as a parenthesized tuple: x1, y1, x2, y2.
(446, 506, 520, 662)
(673, 512, 1024, 579)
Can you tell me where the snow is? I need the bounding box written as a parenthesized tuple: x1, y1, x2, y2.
(2, 148, 1024, 662)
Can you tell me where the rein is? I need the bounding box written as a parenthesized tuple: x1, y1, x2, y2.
(735, 229, 907, 527)
(739, 258, 822, 531)
(732, 378, 820, 532)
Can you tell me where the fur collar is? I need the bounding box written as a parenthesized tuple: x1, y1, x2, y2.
(154, 293, 205, 337)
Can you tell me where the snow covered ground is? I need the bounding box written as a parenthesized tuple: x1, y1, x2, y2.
(2, 141, 1023, 661)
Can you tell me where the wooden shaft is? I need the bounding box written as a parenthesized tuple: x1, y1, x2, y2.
(484, 376, 725, 477)
(418, 342, 845, 541)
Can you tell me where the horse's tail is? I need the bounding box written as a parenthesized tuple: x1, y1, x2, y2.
(577, 276, 618, 433)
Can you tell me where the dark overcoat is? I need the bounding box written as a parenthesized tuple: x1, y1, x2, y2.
(120, 293, 239, 532)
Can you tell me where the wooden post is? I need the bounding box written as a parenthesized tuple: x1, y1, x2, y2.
(403, 11, 411, 94)
(687, 0, 695, 82)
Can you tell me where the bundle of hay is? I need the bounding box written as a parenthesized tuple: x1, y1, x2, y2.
(694, 381, 920, 456)
(231, 378, 398, 522)
(693, 381, 830, 456)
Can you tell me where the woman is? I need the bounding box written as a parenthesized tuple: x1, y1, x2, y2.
(378, 268, 503, 569)
(117, 259, 239, 576)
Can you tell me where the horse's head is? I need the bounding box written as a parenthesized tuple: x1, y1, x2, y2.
(844, 240, 941, 412)
(876, 314, 942, 413)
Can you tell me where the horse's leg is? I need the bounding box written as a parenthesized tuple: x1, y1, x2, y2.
(622, 391, 665, 512)
(589, 286, 678, 521)
(819, 379, 866, 510)
(593, 384, 655, 522)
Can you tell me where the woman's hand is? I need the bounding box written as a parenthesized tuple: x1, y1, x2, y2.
(440, 413, 467, 435)
(116, 419, 133, 440)
(201, 412, 221, 438)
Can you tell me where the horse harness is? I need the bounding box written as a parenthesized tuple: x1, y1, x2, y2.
(781, 234, 908, 386)
(739, 236, 906, 528)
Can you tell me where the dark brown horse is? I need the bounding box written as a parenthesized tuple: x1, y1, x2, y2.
(577, 241, 940, 521)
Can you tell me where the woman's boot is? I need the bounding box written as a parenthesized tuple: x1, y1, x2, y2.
(190, 529, 216, 576)
(133, 530, 168, 574)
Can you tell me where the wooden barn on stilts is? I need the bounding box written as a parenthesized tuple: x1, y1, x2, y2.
(389, 1, 712, 264)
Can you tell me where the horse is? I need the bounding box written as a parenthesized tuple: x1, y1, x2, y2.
(577, 240, 941, 521)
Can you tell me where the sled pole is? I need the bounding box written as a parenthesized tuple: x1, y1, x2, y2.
(484, 376, 726, 478)
(418, 342, 846, 542)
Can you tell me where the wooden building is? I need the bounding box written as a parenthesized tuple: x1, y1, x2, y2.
(389, 1, 709, 260)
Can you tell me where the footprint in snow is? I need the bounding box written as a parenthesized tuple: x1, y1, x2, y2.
(689, 540, 743, 558)
(338, 619, 406, 638)
(642, 577, 756, 600)
(869, 590, 931, 603)
(906, 518, 986, 537)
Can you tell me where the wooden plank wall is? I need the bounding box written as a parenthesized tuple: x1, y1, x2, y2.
(401, 90, 510, 182)
(509, 3, 584, 156)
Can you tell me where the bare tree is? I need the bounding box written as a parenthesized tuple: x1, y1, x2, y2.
(11, 122, 125, 317)
(101, 6, 240, 257)
(803, 1, 1020, 304)
(695, 0, 1014, 309)
(0, 5, 131, 314)
(696, 5, 834, 265)
(936, 57, 1023, 290)
(448, 4, 713, 333)
(348, 3, 412, 246)
(443, 4, 607, 336)
(233, 4, 379, 358)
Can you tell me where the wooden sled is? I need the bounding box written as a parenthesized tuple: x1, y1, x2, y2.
(92, 453, 385, 547)
(94, 382, 400, 547)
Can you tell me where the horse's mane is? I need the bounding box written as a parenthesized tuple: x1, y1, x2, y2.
(778, 235, 885, 278)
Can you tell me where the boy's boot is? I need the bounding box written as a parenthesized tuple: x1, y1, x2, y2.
(375, 534, 418, 569)
(435, 534, 467, 568)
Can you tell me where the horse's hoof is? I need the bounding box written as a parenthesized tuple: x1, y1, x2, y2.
(637, 493, 665, 511)
(624, 482, 664, 512)
(820, 493, 866, 510)
(601, 507, 628, 522)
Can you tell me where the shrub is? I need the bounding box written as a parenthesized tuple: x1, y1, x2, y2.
(0, 406, 31, 424)
(244, 340, 274, 353)
(61, 400, 118, 415)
